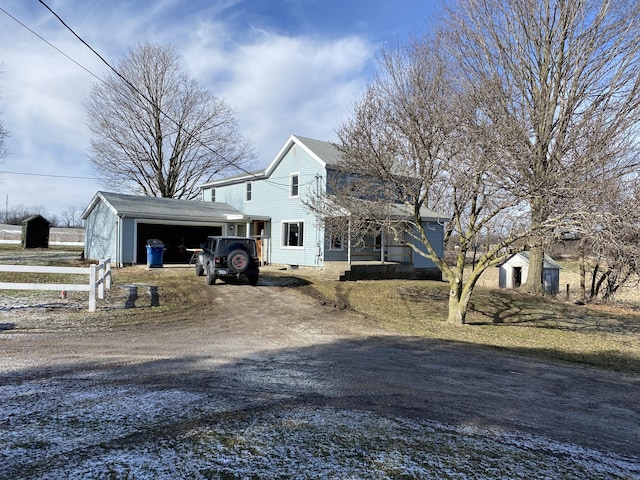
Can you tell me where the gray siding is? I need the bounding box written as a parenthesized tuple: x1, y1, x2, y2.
(84, 201, 118, 262)
(412, 222, 443, 269)
(201, 137, 447, 271)
(210, 144, 327, 266)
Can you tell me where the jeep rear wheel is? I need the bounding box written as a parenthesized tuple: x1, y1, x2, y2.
(248, 274, 259, 286)
(228, 249, 249, 273)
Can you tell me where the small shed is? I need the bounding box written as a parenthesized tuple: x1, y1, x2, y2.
(21, 215, 51, 249)
(498, 251, 562, 294)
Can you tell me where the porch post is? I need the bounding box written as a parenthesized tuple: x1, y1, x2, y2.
(380, 227, 385, 265)
(348, 219, 352, 266)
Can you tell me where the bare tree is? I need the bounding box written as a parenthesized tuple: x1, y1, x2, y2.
(568, 174, 640, 302)
(3, 205, 47, 225)
(86, 42, 254, 199)
(442, 0, 640, 293)
(60, 204, 85, 228)
(0, 64, 9, 162)
(308, 36, 534, 324)
(0, 117, 7, 161)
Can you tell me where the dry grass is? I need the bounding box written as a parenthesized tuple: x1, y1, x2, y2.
(301, 272, 640, 374)
(2, 243, 638, 374)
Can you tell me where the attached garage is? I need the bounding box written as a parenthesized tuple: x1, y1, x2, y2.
(82, 191, 248, 266)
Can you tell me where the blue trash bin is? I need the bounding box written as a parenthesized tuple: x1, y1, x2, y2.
(146, 239, 164, 267)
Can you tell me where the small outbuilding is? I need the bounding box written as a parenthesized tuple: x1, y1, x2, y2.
(21, 215, 51, 249)
(498, 251, 562, 294)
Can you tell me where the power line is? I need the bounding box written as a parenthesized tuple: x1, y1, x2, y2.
(0, 170, 98, 180)
(0, 6, 104, 84)
(37, 0, 274, 184)
(4, 2, 294, 190)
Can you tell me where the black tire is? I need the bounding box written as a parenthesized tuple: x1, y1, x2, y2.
(248, 274, 259, 286)
(195, 262, 204, 276)
(205, 264, 216, 285)
(228, 249, 249, 273)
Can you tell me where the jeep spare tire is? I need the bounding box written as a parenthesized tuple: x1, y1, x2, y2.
(228, 249, 249, 273)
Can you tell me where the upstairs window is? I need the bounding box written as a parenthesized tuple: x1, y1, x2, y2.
(246, 181, 252, 202)
(290, 173, 299, 197)
(210, 188, 216, 202)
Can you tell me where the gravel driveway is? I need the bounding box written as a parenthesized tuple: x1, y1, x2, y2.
(0, 261, 639, 478)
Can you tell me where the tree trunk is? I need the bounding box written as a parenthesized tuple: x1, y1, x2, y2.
(579, 252, 586, 301)
(524, 244, 545, 294)
(447, 278, 471, 325)
(525, 196, 546, 294)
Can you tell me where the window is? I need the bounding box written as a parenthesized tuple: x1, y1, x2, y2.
(290, 173, 299, 197)
(246, 182, 252, 201)
(210, 188, 216, 202)
(329, 234, 344, 251)
(283, 221, 304, 247)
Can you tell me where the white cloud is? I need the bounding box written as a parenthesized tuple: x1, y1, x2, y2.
(0, 1, 377, 216)
(211, 32, 373, 162)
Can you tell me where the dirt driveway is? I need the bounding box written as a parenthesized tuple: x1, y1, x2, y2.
(1, 264, 639, 476)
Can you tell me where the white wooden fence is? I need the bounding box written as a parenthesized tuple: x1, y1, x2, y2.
(0, 258, 111, 311)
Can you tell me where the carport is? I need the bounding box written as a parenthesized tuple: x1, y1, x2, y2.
(83, 192, 250, 266)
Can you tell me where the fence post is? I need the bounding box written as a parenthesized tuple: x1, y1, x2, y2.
(97, 262, 105, 300)
(105, 258, 111, 289)
(89, 264, 97, 312)
(149, 285, 159, 307)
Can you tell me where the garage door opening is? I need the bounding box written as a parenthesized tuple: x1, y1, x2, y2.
(136, 224, 223, 264)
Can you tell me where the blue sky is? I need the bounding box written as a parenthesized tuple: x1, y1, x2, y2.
(0, 0, 439, 219)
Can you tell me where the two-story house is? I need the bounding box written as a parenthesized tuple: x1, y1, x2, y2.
(200, 135, 447, 280)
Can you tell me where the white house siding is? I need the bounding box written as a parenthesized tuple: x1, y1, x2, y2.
(84, 200, 118, 263)
(210, 144, 327, 267)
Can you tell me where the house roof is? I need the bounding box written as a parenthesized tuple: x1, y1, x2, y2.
(389, 203, 449, 223)
(321, 196, 449, 223)
(82, 191, 246, 223)
(200, 135, 341, 188)
(498, 251, 563, 270)
(291, 135, 343, 167)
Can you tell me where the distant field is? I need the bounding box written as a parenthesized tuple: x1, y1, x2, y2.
(0, 223, 84, 246)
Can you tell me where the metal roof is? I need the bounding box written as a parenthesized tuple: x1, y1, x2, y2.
(498, 251, 563, 270)
(83, 191, 246, 222)
(293, 135, 343, 166)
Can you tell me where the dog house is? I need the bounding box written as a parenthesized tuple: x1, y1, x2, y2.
(498, 251, 562, 294)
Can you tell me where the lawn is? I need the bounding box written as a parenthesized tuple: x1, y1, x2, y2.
(300, 274, 640, 374)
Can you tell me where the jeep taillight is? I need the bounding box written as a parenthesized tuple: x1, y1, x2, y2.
(214, 256, 220, 264)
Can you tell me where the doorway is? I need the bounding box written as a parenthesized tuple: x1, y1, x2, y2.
(513, 267, 522, 288)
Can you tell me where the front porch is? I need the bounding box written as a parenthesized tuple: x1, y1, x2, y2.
(323, 261, 442, 281)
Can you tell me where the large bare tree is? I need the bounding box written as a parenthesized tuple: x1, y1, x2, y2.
(566, 172, 640, 302)
(0, 116, 7, 162)
(86, 43, 254, 199)
(0, 65, 9, 162)
(442, 0, 640, 293)
(309, 36, 534, 324)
